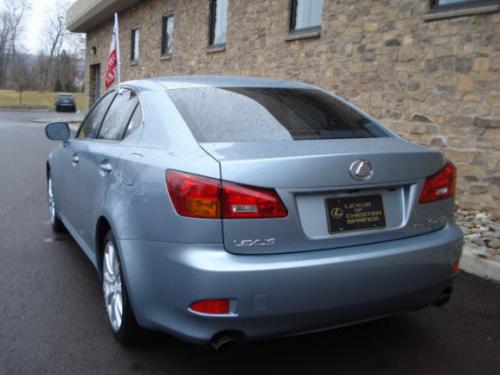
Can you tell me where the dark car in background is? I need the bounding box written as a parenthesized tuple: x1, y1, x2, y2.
(55, 94, 77, 112)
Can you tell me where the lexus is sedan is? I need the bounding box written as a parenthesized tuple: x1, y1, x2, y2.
(45, 76, 463, 349)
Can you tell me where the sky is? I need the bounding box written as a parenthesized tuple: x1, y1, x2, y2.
(0, 0, 77, 54)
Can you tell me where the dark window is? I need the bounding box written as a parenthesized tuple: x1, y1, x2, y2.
(131, 27, 140, 61)
(77, 92, 115, 139)
(431, 0, 498, 8)
(161, 13, 174, 56)
(209, 0, 228, 47)
(290, 0, 324, 33)
(168, 87, 388, 143)
(124, 104, 143, 138)
(98, 89, 139, 141)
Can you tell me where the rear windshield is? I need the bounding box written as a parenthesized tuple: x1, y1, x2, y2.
(168, 87, 388, 142)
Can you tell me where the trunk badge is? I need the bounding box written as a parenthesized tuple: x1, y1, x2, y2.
(350, 160, 373, 181)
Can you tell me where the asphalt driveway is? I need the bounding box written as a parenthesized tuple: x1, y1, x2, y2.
(0, 110, 499, 375)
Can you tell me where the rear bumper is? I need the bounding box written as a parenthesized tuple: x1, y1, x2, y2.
(118, 223, 463, 344)
(55, 104, 76, 111)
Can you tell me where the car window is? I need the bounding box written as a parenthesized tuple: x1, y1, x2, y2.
(168, 87, 388, 142)
(98, 89, 139, 141)
(123, 104, 142, 139)
(77, 92, 115, 139)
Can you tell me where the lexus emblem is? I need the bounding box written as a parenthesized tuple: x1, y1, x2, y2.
(349, 160, 373, 181)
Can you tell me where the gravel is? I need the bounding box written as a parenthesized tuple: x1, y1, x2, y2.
(455, 207, 500, 260)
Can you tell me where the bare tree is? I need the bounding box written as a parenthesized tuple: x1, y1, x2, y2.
(41, 0, 74, 89)
(0, 0, 30, 87)
(11, 53, 33, 104)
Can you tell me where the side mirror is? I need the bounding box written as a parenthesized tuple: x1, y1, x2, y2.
(45, 122, 70, 141)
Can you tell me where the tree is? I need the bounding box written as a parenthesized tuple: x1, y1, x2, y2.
(41, 0, 75, 89)
(0, 0, 30, 87)
(11, 53, 33, 104)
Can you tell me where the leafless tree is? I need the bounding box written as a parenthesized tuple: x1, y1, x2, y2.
(11, 52, 33, 104)
(41, 0, 75, 89)
(0, 0, 30, 87)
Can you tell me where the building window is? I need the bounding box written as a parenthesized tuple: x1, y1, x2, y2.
(209, 0, 228, 47)
(131, 27, 140, 62)
(431, 0, 499, 9)
(161, 13, 174, 56)
(290, 0, 324, 33)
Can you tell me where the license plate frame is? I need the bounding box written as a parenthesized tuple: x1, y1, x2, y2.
(325, 195, 386, 234)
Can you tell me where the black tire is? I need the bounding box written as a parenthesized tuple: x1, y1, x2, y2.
(47, 171, 65, 233)
(102, 231, 138, 345)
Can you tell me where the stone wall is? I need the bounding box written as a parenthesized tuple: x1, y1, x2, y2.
(85, 0, 500, 214)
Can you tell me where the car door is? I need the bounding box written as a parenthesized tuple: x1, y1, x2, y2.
(75, 88, 140, 251)
(60, 91, 116, 240)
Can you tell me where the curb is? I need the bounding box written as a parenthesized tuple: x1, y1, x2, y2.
(460, 245, 500, 283)
(0, 108, 50, 112)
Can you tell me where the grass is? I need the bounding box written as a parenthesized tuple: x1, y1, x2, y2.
(0, 90, 84, 110)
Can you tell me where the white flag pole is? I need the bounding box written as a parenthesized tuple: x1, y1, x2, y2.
(114, 12, 121, 85)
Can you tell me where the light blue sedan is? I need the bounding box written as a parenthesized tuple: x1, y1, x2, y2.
(45, 76, 463, 350)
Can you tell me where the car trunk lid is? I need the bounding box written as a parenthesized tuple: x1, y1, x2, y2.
(201, 138, 449, 255)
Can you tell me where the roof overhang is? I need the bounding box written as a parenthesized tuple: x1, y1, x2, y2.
(67, 0, 143, 33)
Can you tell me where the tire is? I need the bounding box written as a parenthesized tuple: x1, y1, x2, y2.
(102, 231, 138, 345)
(47, 171, 65, 233)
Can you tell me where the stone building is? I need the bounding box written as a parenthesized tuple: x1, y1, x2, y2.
(67, 0, 500, 214)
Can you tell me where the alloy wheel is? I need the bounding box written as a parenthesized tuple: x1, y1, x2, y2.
(103, 241, 123, 332)
(48, 176, 56, 224)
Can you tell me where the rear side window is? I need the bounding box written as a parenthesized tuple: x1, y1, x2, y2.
(78, 92, 115, 139)
(99, 89, 139, 141)
(168, 87, 387, 142)
(124, 104, 142, 138)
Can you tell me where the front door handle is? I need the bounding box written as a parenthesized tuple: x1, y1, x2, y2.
(72, 154, 80, 165)
(100, 162, 113, 174)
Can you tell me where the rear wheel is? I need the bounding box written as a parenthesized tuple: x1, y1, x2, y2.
(102, 231, 138, 345)
(47, 172, 65, 233)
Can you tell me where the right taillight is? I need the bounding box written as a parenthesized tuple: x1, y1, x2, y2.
(166, 170, 288, 219)
(419, 162, 456, 204)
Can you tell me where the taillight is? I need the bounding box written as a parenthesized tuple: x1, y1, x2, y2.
(166, 171, 288, 219)
(222, 181, 288, 219)
(419, 162, 456, 204)
(166, 171, 221, 218)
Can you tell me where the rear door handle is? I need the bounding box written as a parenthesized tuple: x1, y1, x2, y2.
(72, 154, 80, 165)
(100, 162, 113, 174)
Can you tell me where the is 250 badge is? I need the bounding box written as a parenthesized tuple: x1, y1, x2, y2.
(233, 238, 276, 247)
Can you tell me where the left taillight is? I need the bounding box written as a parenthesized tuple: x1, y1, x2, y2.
(166, 171, 221, 218)
(166, 171, 288, 219)
(419, 162, 457, 204)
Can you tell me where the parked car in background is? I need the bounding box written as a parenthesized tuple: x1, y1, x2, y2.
(44, 76, 463, 350)
(55, 94, 77, 112)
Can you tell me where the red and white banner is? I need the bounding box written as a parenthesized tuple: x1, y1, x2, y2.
(104, 13, 121, 89)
